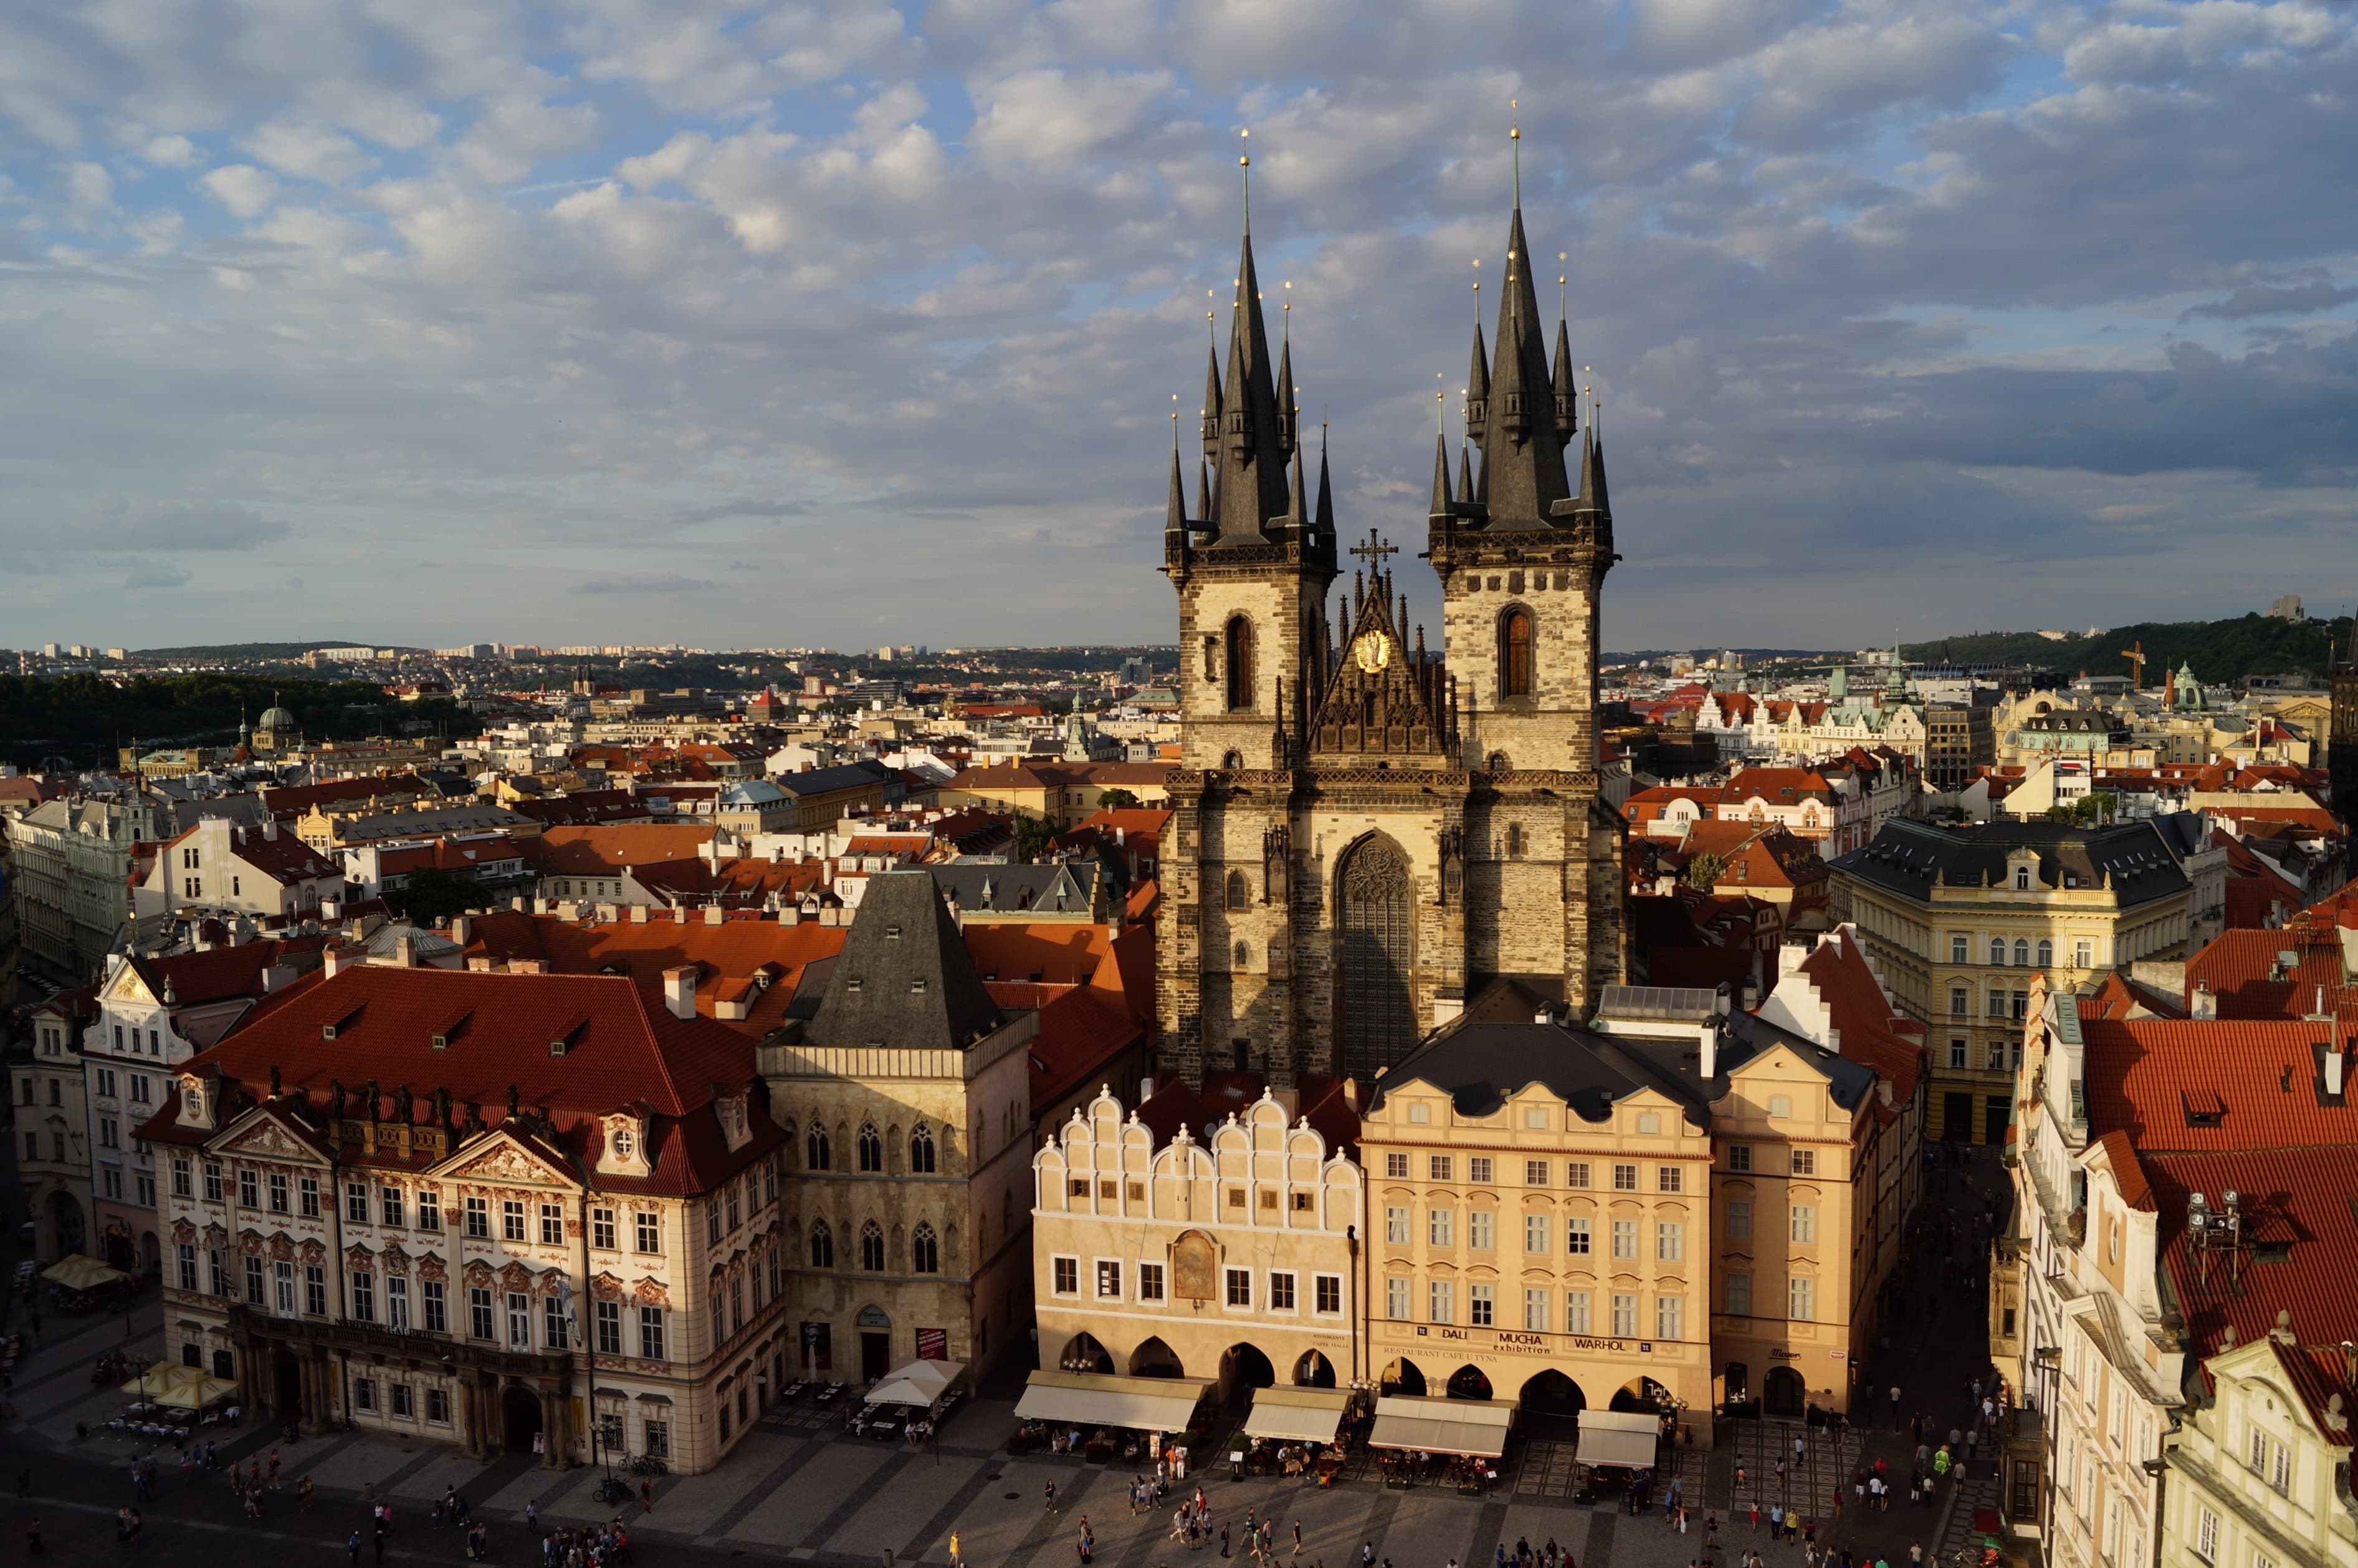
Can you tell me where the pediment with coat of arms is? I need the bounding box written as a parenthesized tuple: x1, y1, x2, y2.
(217, 1110, 321, 1164)
(436, 1133, 573, 1189)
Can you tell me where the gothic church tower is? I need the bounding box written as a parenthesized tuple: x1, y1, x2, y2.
(1157, 145, 1625, 1092)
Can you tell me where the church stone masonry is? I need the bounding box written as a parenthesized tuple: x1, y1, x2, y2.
(1158, 186, 1627, 1093)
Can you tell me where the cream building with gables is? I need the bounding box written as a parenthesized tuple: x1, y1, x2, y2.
(1030, 1079, 1365, 1400)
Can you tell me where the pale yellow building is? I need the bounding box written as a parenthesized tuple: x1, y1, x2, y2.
(1357, 1002, 1717, 1439)
(1029, 1079, 1363, 1400)
(1831, 819, 2198, 1144)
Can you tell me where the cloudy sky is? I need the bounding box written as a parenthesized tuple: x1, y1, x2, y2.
(2, 0, 2354, 655)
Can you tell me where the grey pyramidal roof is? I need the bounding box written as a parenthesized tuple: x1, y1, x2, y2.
(806, 868, 1004, 1052)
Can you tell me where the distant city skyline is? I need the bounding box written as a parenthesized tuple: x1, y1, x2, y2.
(2, 2, 2354, 649)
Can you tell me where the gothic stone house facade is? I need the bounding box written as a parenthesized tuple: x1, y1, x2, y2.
(1158, 192, 1626, 1090)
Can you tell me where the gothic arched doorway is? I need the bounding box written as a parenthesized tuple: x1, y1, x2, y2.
(1338, 835, 1415, 1078)
(1764, 1366, 1806, 1418)
(1377, 1357, 1426, 1397)
(1446, 1364, 1494, 1401)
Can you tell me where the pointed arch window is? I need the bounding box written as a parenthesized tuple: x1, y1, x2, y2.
(857, 1123, 883, 1173)
(1226, 870, 1249, 911)
(808, 1221, 834, 1269)
(1506, 823, 1525, 858)
(806, 1124, 831, 1171)
(1499, 608, 1534, 698)
(1225, 616, 1255, 711)
(859, 1221, 885, 1272)
(909, 1124, 937, 1174)
(1233, 941, 1251, 970)
(910, 1223, 940, 1275)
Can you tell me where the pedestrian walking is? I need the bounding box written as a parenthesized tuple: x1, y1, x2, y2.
(1294, 1521, 1303, 1559)
(348, 1531, 361, 1567)
(1221, 1524, 1231, 1559)
(951, 1529, 962, 1567)
(642, 1478, 654, 1514)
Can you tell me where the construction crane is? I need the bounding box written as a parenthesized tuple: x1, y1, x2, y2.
(2122, 640, 2147, 690)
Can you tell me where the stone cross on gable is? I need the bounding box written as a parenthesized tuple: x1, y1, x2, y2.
(1347, 530, 1398, 569)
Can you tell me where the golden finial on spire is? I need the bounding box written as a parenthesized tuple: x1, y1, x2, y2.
(1510, 97, 1522, 207)
(1558, 252, 1568, 321)
(1171, 392, 1180, 452)
(1282, 278, 1291, 343)
(1436, 372, 1445, 436)
(1239, 127, 1251, 234)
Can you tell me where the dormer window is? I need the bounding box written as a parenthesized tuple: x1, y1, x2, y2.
(612, 1127, 634, 1159)
(2014, 865, 2031, 890)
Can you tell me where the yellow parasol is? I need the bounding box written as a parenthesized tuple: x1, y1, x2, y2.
(42, 1254, 130, 1292)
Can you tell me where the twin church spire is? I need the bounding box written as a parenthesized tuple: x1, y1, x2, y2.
(1169, 125, 1609, 566)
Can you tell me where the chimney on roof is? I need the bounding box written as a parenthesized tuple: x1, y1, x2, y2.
(2327, 1047, 2346, 1100)
(323, 944, 360, 979)
(662, 965, 698, 1019)
(394, 933, 416, 968)
(1697, 1020, 1719, 1080)
(2192, 981, 2218, 1021)
(261, 817, 278, 841)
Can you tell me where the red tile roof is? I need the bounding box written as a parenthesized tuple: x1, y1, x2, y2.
(2145, 1146, 2358, 1363)
(2184, 913, 2354, 1022)
(1792, 926, 1924, 1107)
(526, 824, 717, 875)
(138, 964, 775, 1195)
(460, 909, 847, 1036)
(2078, 1016, 2358, 1152)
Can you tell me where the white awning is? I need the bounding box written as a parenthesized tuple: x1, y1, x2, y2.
(869, 1357, 965, 1407)
(1242, 1385, 1353, 1445)
(1366, 1394, 1515, 1459)
(1015, 1371, 1213, 1432)
(1574, 1409, 1661, 1470)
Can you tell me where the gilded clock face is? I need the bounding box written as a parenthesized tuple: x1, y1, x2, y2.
(1353, 631, 1392, 673)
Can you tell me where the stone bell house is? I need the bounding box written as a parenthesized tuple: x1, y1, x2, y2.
(138, 953, 790, 1474)
(1031, 1078, 1365, 1398)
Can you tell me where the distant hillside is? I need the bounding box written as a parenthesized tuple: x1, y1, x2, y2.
(1902, 614, 2352, 686)
(132, 642, 361, 659)
(0, 672, 479, 769)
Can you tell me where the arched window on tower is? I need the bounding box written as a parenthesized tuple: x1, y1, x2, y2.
(1225, 616, 1255, 711)
(857, 1123, 882, 1172)
(806, 1124, 831, 1171)
(909, 1124, 937, 1174)
(859, 1221, 885, 1271)
(910, 1223, 940, 1274)
(1234, 941, 1251, 970)
(1226, 870, 1249, 910)
(808, 1220, 834, 1268)
(1499, 607, 1534, 698)
(1507, 824, 1525, 858)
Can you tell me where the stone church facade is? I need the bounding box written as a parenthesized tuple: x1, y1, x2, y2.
(1157, 193, 1626, 1091)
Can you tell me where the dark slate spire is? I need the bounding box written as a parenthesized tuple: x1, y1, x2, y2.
(1274, 334, 1297, 461)
(1428, 432, 1451, 517)
(1473, 206, 1573, 527)
(1287, 425, 1310, 524)
(1466, 321, 1491, 426)
(1456, 444, 1475, 505)
(1313, 430, 1335, 534)
(1196, 457, 1212, 521)
(1208, 230, 1292, 540)
(1167, 446, 1187, 533)
(1573, 420, 1612, 523)
(1200, 344, 1223, 455)
(1551, 316, 1577, 447)
(808, 870, 1003, 1053)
